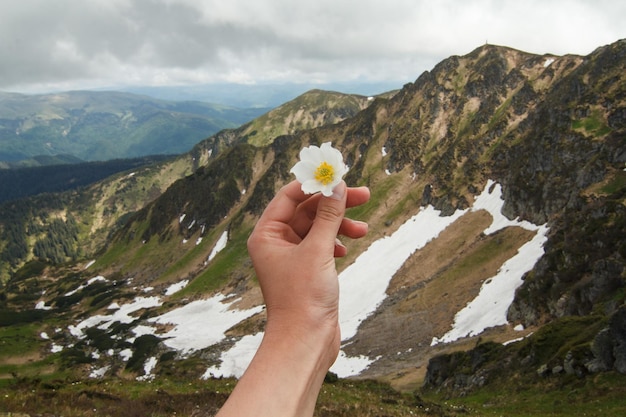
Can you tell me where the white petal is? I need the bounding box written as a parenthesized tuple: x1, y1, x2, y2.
(301, 179, 322, 194)
(300, 144, 323, 164)
(290, 160, 317, 181)
(320, 184, 334, 197)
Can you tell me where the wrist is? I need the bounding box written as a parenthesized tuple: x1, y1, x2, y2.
(263, 314, 340, 370)
(217, 318, 339, 417)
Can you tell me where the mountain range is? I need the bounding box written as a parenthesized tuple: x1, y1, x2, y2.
(0, 90, 269, 165)
(1, 39, 625, 415)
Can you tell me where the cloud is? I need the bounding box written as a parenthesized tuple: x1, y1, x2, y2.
(1, 0, 625, 92)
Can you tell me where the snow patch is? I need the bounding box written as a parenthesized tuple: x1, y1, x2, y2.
(203, 333, 263, 379)
(119, 348, 133, 361)
(68, 296, 162, 338)
(338, 205, 466, 342)
(207, 230, 228, 263)
(165, 280, 189, 296)
(137, 357, 158, 381)
(65, 275, 108, 296)
(90, 365, 110, 379)
(35, 301, 51, 310)
(149, 294, 263, 355)
(431, 181, 548, 345)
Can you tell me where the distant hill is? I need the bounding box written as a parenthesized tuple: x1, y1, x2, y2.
(0, 155, 172, 204)
(121, 81, 403, 108)
(0, 90, 268, 164)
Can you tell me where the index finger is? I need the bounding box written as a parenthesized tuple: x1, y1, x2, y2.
(257, 180, 313, 226)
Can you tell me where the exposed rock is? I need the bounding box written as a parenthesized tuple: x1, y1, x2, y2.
(586, 328, 613, 372)
(610, 306, 626, 373)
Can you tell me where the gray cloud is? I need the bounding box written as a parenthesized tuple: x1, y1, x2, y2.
(1, 0, 625, 92)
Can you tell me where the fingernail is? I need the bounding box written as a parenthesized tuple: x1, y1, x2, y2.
(353, 220, 368, 228)
(329, 181, 346, 200)
(335, 238, 346, 249)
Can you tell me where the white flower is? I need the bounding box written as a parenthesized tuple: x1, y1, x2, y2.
(290, 142, 349, 197)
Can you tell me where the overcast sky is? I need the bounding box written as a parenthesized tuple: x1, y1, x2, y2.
(2, 0, 624, 94)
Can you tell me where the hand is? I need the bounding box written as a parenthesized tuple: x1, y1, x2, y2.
(248, 180, 369, 349)
(216, 180, 370, 417)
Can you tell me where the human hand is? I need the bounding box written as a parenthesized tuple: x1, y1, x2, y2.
(247, 180, 370, 364)
(217, 179, 369, 417)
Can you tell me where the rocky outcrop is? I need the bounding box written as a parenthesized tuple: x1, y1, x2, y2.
(587, 306, 626, 374)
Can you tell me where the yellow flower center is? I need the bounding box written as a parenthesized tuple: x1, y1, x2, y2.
(315, 161, 335, 185)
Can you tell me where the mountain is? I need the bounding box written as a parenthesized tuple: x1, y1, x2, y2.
(0, 90, 268, 163)
(121, 81, 403, 108)
(0, 155, 173, 204)
(0, 88, 382, 279)
(1, 40, 625, 415)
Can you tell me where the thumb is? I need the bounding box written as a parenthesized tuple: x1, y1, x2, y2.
(304, 181, 347, 252)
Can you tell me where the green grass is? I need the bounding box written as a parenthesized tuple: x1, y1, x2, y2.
(0, 375, 443, 417)
(0, 324, 42, 360)
(600, 170, 626, 195)
(2, 371, 625, 416)
(174, 225, 253, 297)
(156, 227, 226, 284)
(427, 372, 626, 416)
(345, 174, 402, 222)
(572, 109, 611, 137)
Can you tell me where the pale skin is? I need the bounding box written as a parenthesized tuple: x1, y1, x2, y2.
(215, 180, 370, 417)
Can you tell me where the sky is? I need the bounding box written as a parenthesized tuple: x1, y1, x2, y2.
(2, 0, 624, 94)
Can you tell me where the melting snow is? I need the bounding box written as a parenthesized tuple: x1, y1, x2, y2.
(65, 275, 108, 296)
(137, 357, 158, 381)
(129, 324, 157, 343)
(120, 348, 133, 361)
(203, 333, 263, 379)
(431, 180, 548, 345)
(90, 365, 110, 379)
(207, 230, 228, 263)
(165, 279, 189, 296)
(337, 205, 465, 343)
(68, 296, 162, 338)
(148, 294, 263, 355)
